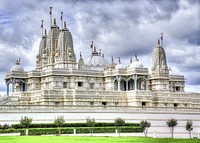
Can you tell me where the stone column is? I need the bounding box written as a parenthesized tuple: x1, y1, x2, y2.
(126, 80, 128, 91)
(118, 81, 120, 91)
(134, 75, 137, 90)
(12, 82, 14, 93)
(145, 79, 148, 91)
(117, 76, 121, 91)
(7, 84, 9, 96)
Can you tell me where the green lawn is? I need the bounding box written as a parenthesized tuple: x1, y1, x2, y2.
(0, 136, 199, 143)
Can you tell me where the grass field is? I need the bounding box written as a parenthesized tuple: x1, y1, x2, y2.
(0, 136, 199, 143)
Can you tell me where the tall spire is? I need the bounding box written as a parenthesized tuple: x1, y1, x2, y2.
(45, 29, 47, 35)
(49, 7, 53, 28)
(60, 12, 63, 29)
(130, 57, 132, 64)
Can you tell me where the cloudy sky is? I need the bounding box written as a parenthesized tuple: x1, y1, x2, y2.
(0, 0, 199, 94)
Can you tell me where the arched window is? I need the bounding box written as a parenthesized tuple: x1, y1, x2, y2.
(128, 79, 134, 91)
(114, 80, 118, 90)
(120, 80, 126, 91)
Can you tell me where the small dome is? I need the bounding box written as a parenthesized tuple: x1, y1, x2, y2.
(10, 60, 24, 72)
(115, 57, 126, 69)
(129, 55, 143, 69)
(115, 64, 126, 69)
(85, 50, 108, 67)
(129, 60, 143, 68)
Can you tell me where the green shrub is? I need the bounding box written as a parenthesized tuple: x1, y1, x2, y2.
(17, 126, 142, 135)
(18, 128, 74, 136)
(12, 122, 140, 129)
(0, 128, 17, 133)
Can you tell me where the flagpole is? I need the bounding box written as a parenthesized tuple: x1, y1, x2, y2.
(161, 33, 163, 47)
(50, 7, 52, 28)
(90, 41, 94, 53)
(60, 12, 63, 29)
(41, 20, 44, 37)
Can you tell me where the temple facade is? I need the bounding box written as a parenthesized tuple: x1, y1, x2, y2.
(2, 11, 199, 110)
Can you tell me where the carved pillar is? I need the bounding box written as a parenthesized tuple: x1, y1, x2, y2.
(7, 84, 9, 96)
(117, 76, 121, 91)
(146, 79, 148, 91)
(12, 82, 14, 93)
(118, 81, 120, 91)
(126, 80, 128, 91)
(134, 75, 137, 90)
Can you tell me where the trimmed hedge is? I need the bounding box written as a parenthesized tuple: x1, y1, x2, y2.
(18, 127, 142, 135)
(12, 123, 140, 129)
(0, 128, 17, 133)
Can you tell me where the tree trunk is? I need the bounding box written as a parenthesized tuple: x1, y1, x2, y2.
(172, 127, 174, 139)
(58, 127, 61, 135)
(189, 131, 191, 139)
(25, 128, 29, 136)
(145, 128, 148, 137)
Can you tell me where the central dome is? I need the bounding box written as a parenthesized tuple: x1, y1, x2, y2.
(85, 55, 108, 67)
(85, 47, 108, 67)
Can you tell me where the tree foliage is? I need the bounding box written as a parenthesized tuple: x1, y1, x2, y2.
(86, 117, 95, 133)
(114, 118, 125, 136)
(140, 120, 151, 137)
(20, 116, 32, 135)
(185, 120, 193, 139)
(166, 118, 178, 138)
(114, 118, 125, 128)
(54, 116, 65, 135)
(20, 116, 32, 129)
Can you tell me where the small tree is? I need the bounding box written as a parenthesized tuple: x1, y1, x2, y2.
(166, 118, 178, 138)
(20, 116, 32, 136)
(185, 119, 193, 139)
(114, 117, 125, 136)
(86, 117, 95, 134)
(140, 120, 151, 137)
(54, 116, 65, 135)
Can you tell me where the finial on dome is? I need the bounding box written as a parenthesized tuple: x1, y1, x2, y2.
(135, 54, 138, 61)
(45, 29, 47, 35)
(118, 57, 121, 64)
(49, 7, 53, 28)
(158, 39, 160, 45)
(60, 12, 63, 29)
(160, 33, 163, 47)
(112, 56, 114, 63)
(16, 58, 20, 65)
(41, 20, 44, 37)
(99, 49, 101, 56)
(54, 18, 56, 25)
(94, 46, 97, 52)
(64, 21, 66, 28)
(130, 57, 132, 64)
